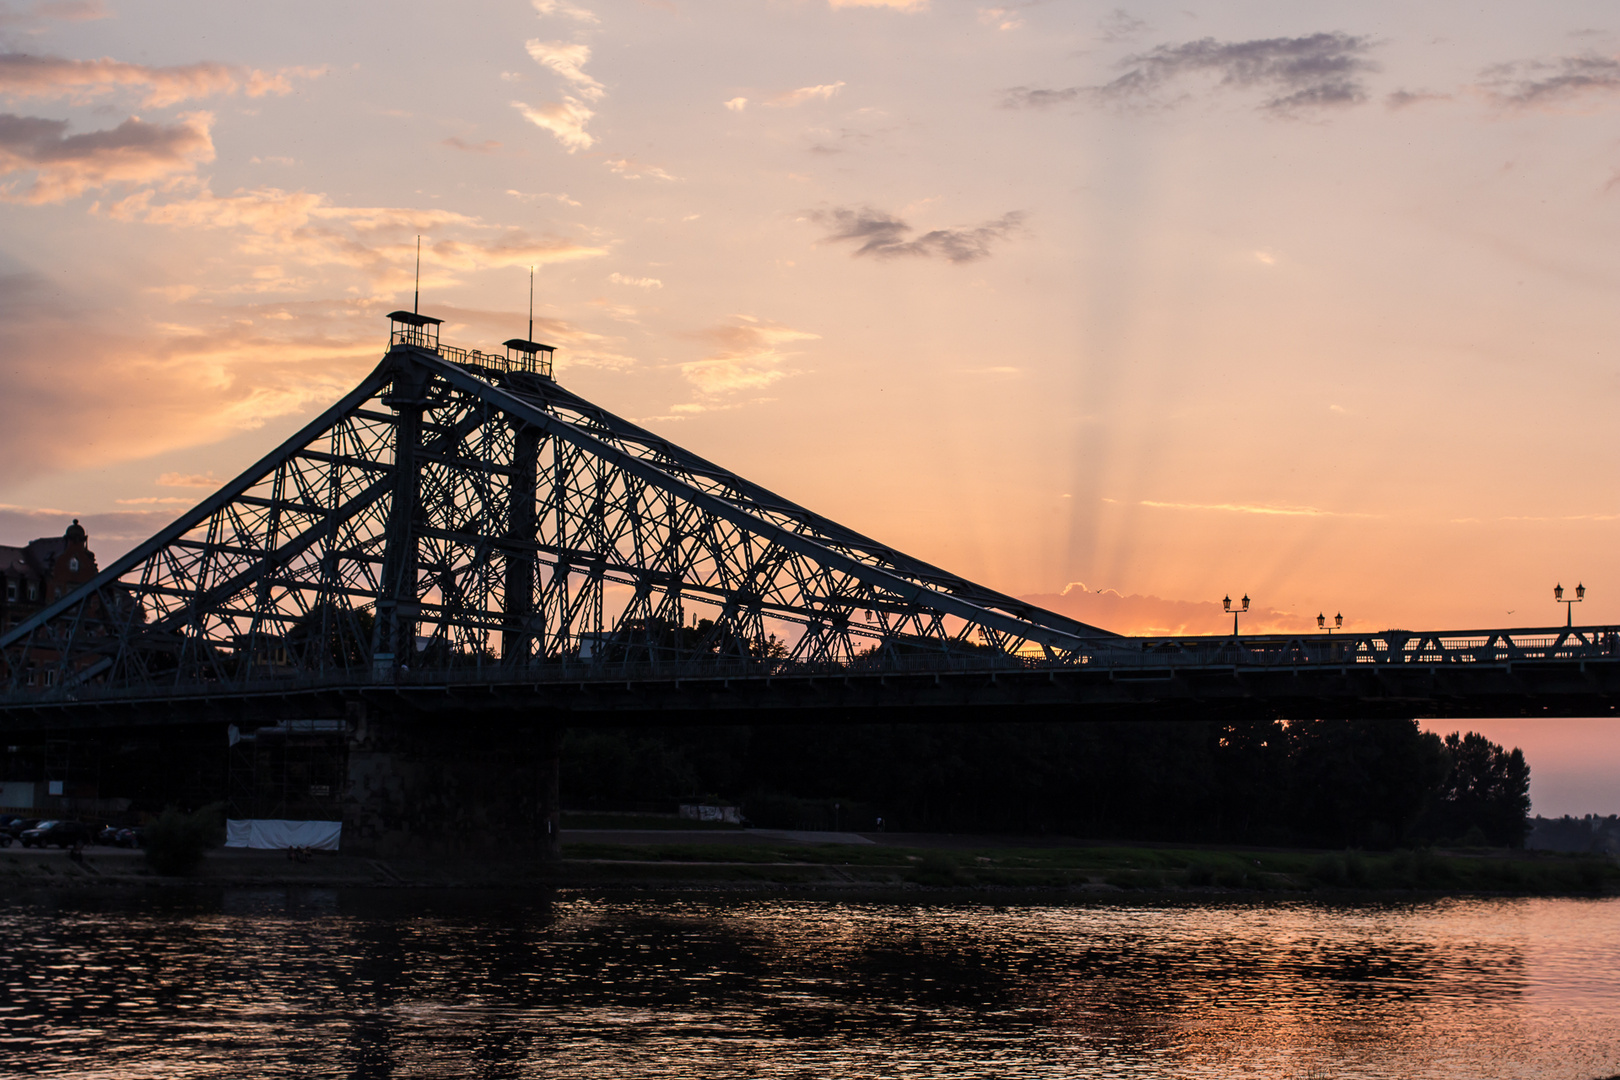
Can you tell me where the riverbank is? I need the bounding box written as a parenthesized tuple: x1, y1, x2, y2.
(2, 830, 1616, 896)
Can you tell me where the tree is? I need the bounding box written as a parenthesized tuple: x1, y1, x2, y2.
(1423, 731, 1532, 847)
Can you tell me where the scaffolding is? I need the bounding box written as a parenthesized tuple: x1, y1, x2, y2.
(226, 720, 348, 822)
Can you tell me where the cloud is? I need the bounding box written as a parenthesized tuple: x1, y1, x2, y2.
(0, 0, 109, 27)
(1478, 54, 1620, 110)
(0, 507, 186, 562)
(807, 204, 1025, 263)
(1139, 499, 1374, 518)
(827, 0, 927, 9)
(0, 52, 320, 108)
(103, 184, 607, 291)
(1005, 32, 1376, 115)
(1023, 584, 1308, 637)
(1097, 8, 1147, 42)
(506, 188, 581, 206)
(443, 136, 501, 153)
(979, 6, 1024, 31)
(524, 39, 604, 100)
(609, 272, 662, 288)
(767, 82, 846, 107)
(531, 0, 598, 21)
(157, 471, 219, 488)
(678, 318, 818, 394)
(724, 96, 747, 111)
(0, 297, 377, 479)
(0, 111, 214, 203)
(512, 97, 595, 151)
(604, 155, 677, 181)
(1386, 88, 1451, 109)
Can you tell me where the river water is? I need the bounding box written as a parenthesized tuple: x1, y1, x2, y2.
(1, 890, 1616, 1079)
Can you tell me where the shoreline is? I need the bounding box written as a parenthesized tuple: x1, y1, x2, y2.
(3, 832, 1615, 899)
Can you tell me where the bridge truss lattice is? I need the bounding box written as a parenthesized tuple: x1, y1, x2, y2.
(1, 328, 1115, 699)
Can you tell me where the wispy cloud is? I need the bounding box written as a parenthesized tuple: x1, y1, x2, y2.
(724, 96, 748, 111)
(443, 136, 501, 153)
(1140, 499, 1374, 518)
(506, 189, 581, 207)
(678, 318, 818, 395)
(0, 0, 109, 26)
(807, 204, 1025, 263)
(102, 183, 607, 291)
(0, 52, 320, 107)
(157, 471, 219, 488)
(530, 0, 598, 22)
(513, 98, 595, 151)
(0, 111, 214, 203)
(1386, 87, 1451, 109)
(1097, 8, 1147, 42)
(1004, 32, 1376, 116)
(1478, 53, 1620, 110)
(827, 0, 926, 9)
(524, 39, 604, 100)
(609, 272, 662, 288)
(604, 155, 677, 181)
(767, 82, 846, 107)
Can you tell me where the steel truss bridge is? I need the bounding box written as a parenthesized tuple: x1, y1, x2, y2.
(5, 314, 1619, 732)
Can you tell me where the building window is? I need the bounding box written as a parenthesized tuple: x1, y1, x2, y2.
(69, 558, 79, 573)
(27, 580, 38, 602)
(44, 669, 57, 687)
(4, 578, 14, 602)
(25, 667, 36, 687)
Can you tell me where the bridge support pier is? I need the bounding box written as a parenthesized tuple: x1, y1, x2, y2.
(341, 702, 562, 862)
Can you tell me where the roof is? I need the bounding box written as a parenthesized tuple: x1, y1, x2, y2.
(386, 310, 443, 327)
(0, 536, 64, 577)
(503, 338, 555, 353)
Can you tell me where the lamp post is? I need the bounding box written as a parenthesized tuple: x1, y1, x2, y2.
(1317, 611, 1343, 636)
(1223, 593, 1250, 636)
(1555, 582, 1585, 627)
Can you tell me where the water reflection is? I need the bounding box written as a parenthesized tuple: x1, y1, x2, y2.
(0, 891, 1615, 1078)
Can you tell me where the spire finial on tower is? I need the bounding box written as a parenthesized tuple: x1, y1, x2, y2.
(413, 235, 422, 315)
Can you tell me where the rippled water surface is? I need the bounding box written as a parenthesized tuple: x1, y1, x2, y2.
(2, 890, 1617, 1078)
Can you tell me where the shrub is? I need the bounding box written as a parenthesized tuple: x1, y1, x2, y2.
(906, 852, 965, 887)
(144, 804, 224, 876)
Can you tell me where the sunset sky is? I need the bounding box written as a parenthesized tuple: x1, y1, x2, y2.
(2, 0, 1618, 812)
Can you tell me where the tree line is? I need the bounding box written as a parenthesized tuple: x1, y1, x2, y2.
(562, 718, 1532, 848)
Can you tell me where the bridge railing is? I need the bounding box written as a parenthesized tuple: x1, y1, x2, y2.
(5, 625, 1618, 708)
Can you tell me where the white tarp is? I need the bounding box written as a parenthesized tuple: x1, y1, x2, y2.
(225, 819, 342, 851)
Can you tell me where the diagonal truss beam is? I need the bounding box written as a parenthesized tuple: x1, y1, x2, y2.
(2, 333, 1120, 699)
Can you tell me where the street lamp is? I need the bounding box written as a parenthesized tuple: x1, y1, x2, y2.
(1223, 593, 1250, 636)
(1555, 582, 1585, 627)
(1317, 611, 1343, 636)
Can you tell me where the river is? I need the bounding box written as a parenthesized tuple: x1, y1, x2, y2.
(1, 890, 1616, 1078)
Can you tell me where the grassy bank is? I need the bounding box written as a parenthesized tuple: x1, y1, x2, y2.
(560, 840, 1620, 895)
(2, 838, 1613, 896)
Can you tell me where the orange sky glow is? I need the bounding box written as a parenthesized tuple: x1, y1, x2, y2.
(1, 0, 1617, 813)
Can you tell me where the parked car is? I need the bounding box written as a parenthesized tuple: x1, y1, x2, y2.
(4, 817, 41, 840)
(20, 820, 94, 849)
(109, 826, 145, 849)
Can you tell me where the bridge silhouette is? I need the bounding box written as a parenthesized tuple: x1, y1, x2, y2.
(4, 311, 1620, 733)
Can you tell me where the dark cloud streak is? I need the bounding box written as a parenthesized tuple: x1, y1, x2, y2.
(0, 111, 214, 202)
(1004, 31, 1376, 116)
(1480, 54, 1620, 109)
(808, 206, 1026, 263)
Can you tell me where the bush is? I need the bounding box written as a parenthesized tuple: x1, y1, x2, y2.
(906, 852, 966, 887)
(144, 804, 224, 876)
